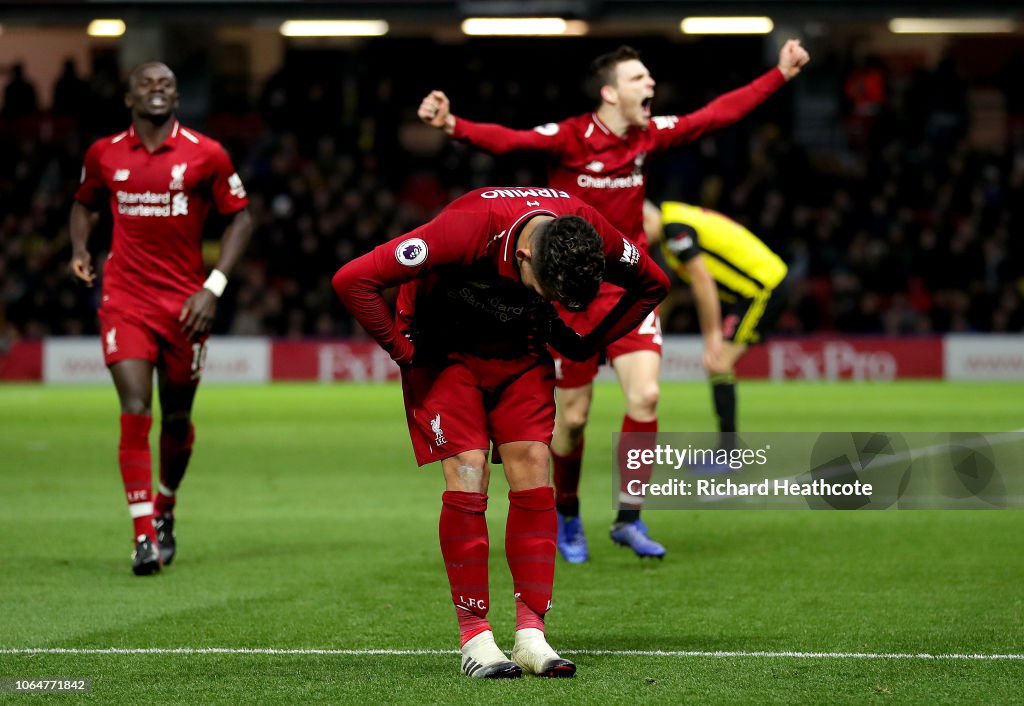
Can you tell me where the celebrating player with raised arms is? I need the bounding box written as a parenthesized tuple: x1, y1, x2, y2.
(419, 40, 809, 562)
(332, 187, 669, 678)
(70, 62, 252, 575)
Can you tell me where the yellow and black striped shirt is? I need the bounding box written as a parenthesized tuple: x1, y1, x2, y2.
(659, 201, 787, 304)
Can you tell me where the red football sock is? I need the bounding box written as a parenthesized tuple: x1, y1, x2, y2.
(618, 415, 657, 511)
(439, 491, 491, 646)
(506, 486, 556, 632)
(551, 439, 584, 517)
(119, 413, 155, 541)
(155, 422, 194, 516)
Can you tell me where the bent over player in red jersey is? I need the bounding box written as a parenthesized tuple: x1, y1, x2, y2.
(420, 40, 809, 562)
(333, 187, 669, 678)
(70, 62, 252, 575)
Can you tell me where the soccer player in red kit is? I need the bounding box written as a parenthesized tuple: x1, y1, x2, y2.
(333, 186, 668, 678)
(419, 40, 810, 561)
(70, 62, 252, 575)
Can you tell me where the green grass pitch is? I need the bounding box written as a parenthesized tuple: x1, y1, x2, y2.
(1, 381, 1022, 703)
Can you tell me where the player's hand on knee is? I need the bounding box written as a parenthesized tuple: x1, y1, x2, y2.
(179, 289, 218, 340)
(703, 331, 726, 372)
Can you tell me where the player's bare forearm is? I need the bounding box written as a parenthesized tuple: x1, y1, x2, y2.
(69, 201, 98, 286)
(213, 209, 253, 277)
(179, 210, 251, 339)
(685, 256, 725, 371)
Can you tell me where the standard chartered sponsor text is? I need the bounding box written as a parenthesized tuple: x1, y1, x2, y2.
(577, 173, 644, 189)
(116, 191, 188, 217)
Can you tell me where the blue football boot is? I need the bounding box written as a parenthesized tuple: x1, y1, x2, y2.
(556, 513, 589, 563)
(610, 519, 666, 559)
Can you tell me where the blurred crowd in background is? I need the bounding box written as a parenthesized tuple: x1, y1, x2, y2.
(2, 37, 1023, 346)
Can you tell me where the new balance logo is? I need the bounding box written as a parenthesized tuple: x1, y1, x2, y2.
(169, 163, 187, 190)
(105, 328, 118, 354)
(620, 238, 640, 266)
(526, 200, 540, 206)
(431, 413, 448, 446)
(113, 169, 130, 182)
(584, 161, 604, 172)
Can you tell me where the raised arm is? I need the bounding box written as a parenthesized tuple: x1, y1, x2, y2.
(650, 39, 810, 149)
(418, 89, 567, 155)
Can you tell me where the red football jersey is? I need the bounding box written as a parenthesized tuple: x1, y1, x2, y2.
(452, 68, 786, 247)
(75, 120, 249, 317)
(332, 187, 669, 364)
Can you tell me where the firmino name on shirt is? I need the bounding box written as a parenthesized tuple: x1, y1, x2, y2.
(116, 190, 188, 217)
(479, 188, 571, 199)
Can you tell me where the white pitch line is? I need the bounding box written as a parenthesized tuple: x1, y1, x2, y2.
(1, 648, 1022, 661)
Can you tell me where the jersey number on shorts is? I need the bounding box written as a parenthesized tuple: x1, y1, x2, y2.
(639, 311, 663, 345)
(191, 341, 208, 380)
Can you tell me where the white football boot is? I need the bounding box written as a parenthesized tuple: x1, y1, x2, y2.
(511, 628, 576, 678)
(460, 630, 522, 679)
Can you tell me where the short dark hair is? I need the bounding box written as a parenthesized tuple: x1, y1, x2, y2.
(585, 46, 641, 103)
(533, 216, 605, 311)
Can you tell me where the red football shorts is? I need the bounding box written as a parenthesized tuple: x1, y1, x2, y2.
(98, 305, 208, 385)
(400, 352, 556, 466)
(552, 285, 663, 389)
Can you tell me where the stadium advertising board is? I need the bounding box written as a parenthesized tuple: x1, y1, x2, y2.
(3, 335, 1021, 383)
(738, 337, 944, 381)
(944, 335, 1024, 381)
(41, 337, 270, 384)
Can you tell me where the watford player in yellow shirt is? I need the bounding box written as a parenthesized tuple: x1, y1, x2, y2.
(645, 200, 789, 436)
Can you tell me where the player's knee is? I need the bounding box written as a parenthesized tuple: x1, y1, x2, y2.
(446, 451, 488, 492)
(161, 413, 193, 443)
(507, 444, 551, 489)
(626, 381, 660, 418)
(558, 405, 590, 435)
(120, 398, 151, 416)
(523, 443, 551, 476)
